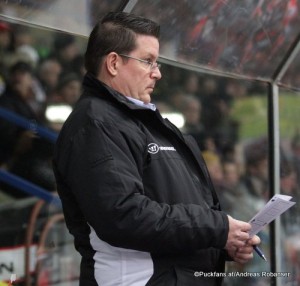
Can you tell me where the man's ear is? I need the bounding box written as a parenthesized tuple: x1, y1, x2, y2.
(105, 52, 119, 76)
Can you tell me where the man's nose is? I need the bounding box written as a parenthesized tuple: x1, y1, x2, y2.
(151, 67, 162, 80)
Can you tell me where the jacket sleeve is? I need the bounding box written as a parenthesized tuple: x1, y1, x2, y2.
(56, 118, 229, 254)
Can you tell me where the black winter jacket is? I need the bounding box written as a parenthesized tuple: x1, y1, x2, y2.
(53, 73, 230, 286)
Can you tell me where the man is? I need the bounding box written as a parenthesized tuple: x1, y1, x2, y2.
(53, 12, 260, 286)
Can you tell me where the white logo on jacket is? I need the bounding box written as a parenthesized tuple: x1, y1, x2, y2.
(147, 143, 176, 154)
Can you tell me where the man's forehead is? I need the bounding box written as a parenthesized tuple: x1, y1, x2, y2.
(134, 35, 160, 55)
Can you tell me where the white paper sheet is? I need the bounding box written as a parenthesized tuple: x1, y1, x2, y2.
(248, 194, 296, 237)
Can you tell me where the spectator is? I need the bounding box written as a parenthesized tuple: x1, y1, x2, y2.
(291, 131, 300, 185)
(183, 73, 200, 95)
(280, 160, 300, 235)
(0, 21, 11, 52)
(181, 95, 207, 149)
(50, 72, 81, 106)
(0, 61, 40, 166)
(13, 25, 40, 68)
(217, 159, 241, 216)
(202, 150, 224, 189)
(8, 137, 56, 198)
(37, 57, 62, 98)
(51, 33, 79, 73)
(168, 87, 186, 111)
(199, 78, 219, 131)
(238, 137, 268, 217)
(70, 54, 86, 78)
(0, 21, 14, 80)
(0, 61, 56, 197)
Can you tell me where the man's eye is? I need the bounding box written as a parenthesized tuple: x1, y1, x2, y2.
(146, 59, 153, 65)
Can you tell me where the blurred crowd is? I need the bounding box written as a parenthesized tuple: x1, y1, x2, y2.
(0, 20, 83, 199)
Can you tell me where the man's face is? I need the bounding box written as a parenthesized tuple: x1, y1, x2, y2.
(114, 35, 162, 104)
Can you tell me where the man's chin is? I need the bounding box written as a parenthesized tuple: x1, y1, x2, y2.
(141, 94, 151, 104)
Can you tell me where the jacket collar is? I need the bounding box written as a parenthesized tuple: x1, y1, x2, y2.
(82, 72, 155, 111)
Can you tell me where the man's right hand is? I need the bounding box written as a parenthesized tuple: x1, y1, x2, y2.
(225, 215, 251, 253)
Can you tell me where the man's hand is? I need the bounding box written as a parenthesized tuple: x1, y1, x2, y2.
(225, 215, 251, 252)
(228, 236, 261, 264)
(225, 215, 261, 264)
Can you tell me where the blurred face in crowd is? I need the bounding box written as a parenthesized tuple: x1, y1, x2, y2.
(61, 43, 78, 62)
(292, 144, 300, 158)
(11, 70, 33, 99)
(184, 74, 199, 94)
(39, 59, 62, 89)
(203, 152, 224, 185)
(280, 171, 297, 195)
(109, 35, 162, 104)
(183, 99, 201, 125)
(208, 160, 224, 184)
(223, 161, 240, 188)
(249, 158, 268, 181)
(59, 79, 81, 106)
(14, 30, 33, 47)
(0, 30, 10, 49)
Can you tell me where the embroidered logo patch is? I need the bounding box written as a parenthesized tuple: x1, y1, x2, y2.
(147, 143, 176, 154)
(148, 143, 159, 154)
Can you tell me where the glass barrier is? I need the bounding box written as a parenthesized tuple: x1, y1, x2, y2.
(1, 0, 300, 85)
(132, 0, 300, 81)
(280, 49, 300, 91)
(0, 0, 122, 36)
(279, 87, 300, 285)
